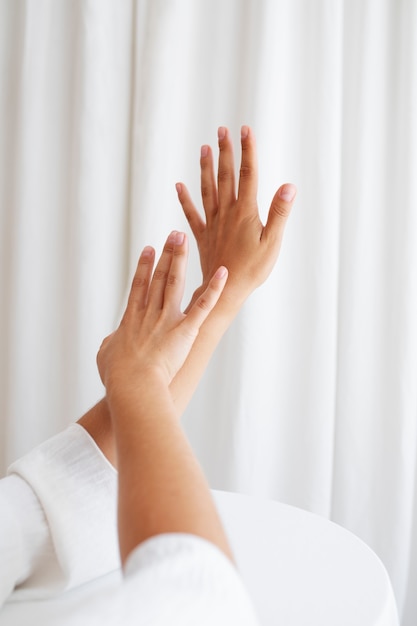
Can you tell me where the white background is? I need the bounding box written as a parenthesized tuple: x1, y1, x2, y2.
(0, 1, 416, 624)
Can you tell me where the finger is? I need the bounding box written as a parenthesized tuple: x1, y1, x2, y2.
(181, 266, 228, 334)
(237, 125, 258, 206)
(176, 183, 206, 242)
(263, 184, 297, 243)
(200, 144, 218, 220)
(163, 232, 189, 312)
(217, 126, 236, 210)
(146, 232, 177, 310)
(123, 246, 155, 320)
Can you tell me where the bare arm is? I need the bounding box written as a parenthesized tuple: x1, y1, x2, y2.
(79, 126, 296, 465)
(110, 378, 233, 565)
(97, 234, 233, 565)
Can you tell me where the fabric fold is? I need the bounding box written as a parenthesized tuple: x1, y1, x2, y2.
(6, 423, 119, 599)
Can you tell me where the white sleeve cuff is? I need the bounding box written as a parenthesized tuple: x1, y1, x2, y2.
(7, 423, 120, 598)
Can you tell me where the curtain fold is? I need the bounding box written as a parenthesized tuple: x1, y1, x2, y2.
(1, 1, 416, 624)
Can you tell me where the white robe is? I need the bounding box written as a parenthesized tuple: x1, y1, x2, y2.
(0, 424, 259, 625)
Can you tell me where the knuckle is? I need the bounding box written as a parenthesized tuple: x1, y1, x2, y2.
(197, 296, 211, 311)
(239, 164, 252, 179)
(166, 273, 178, 286)
(163, 242, 174, 254)
(153, 269, 168, 281)
(183, 207, 199, 226)
(132, 276, 148, 289)
(183, 209, 193, 223)
(201, 184, 212, 200)
(218, 168, 232, 183)
(173, 245, 186, 257)
(271, 199, 290, 218)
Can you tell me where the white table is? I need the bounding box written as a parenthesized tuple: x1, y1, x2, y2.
(2, 490, 399, 626)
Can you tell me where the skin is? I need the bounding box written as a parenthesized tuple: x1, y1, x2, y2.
(78, 125, 296, 469)
(97, 233, 233, 564)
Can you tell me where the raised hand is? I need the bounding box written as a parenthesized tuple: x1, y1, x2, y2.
(78, 126, 295, 467)
(96, 233, 233, 564)
(176, 125, 296, 311)
(97, 231, 228, 394)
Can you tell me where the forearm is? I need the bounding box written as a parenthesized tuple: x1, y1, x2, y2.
(107, 377, 233, 566)
(170, 292, 242, 413)
(77, 398, 116, 467)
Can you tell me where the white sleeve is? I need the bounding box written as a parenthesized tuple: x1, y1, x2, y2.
(123, 534, 261, 626)
(0, 473, 52, 607)
(2, 423, 119, 603)
(57, 533, 261, 626)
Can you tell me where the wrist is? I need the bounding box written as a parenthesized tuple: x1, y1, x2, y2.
(188, 280, 249, 318)
(105, 367, 175, 418)
(104, 362, 168, 395)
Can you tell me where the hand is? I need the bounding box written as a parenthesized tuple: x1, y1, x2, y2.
(97, 233, 234, 566)
(176, 125, 296, 311)
(80, 126, 294, 465)
(96, 231, 228, 392)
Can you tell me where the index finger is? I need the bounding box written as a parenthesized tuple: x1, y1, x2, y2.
(237, 125, 258, 205)
(122, 246, 155, 322)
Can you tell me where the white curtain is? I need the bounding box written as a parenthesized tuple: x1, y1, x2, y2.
(1, 1, 416, 624)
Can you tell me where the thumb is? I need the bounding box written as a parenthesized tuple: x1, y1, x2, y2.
(264, 183, 296, 242)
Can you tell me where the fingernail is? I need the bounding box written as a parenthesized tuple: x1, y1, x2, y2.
(175, 232, 185, 245)
(218, 126, 226, 141)
(142, 246, 153, 257)
(241, 125, 249, 139)
(278, 184, 296, 202)
(201, 145, 209, 158)
(168, 230, 177, 243)
(215, 266, 228, 279)
(175, 183, 182, 194)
